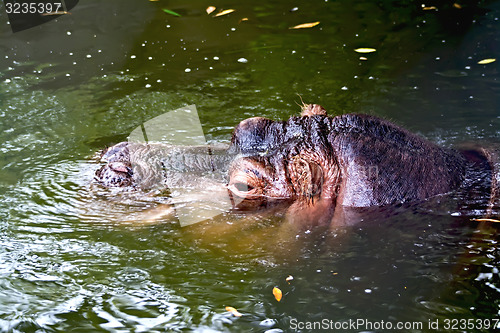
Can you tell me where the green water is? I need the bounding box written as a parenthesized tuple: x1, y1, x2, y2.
(0, 0, 499, 332)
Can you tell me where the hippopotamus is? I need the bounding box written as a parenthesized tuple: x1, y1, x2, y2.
(94, 104, 499, 225)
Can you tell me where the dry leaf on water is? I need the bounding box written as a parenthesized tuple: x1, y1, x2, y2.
(225, 306, 242, 317)
(273, 287, 283, 302)
(477, 58, 496, 65)
(214, 9, 235, 17)
(206, 6, 216, 15)
(354, 48, 376, 53)
(290, 21, 320, 29)
(471, 218, 500, 223)
(42, 11, 70, 16)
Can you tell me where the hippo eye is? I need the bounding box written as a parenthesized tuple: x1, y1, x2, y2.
(234, 182, 254, 192)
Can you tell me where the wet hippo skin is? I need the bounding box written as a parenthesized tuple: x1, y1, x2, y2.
(95, 104, 498, 225)
(227, 105, 497, 224)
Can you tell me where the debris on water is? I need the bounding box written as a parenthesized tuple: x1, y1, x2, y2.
(206, 6, 216, 15)
(471, 218, 500, 223)
(225, 306, 242, 317)
(290, 21, 320, 29)
(354, 48, 376, 53)
(285, 275, 293, 283)
(477, 58, 496, 65)
(214, 9, 235, 17)
(162, 9, 181, 17)
(272, 287, 282, 302)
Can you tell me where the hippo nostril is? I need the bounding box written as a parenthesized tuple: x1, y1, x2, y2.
(234, 182, 254, 192)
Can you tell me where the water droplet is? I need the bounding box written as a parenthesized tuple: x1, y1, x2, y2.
(237, 58, 248, 63)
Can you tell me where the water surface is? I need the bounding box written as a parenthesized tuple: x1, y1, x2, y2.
(0, 0, 499, 331)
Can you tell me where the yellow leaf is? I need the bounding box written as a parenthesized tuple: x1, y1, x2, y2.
(214, 9, 235, 17)
(422, 6, 437, 10)
(290, 21, 320, 29)
(41, 11, 70, 16)
(355, 48, 377, 53)
(206, 6, 216, 15)
(273, 287, 283, 302)
(239, 17, 249, 23)
(225, 306, 242, 317)
(471, 218, 500, 223)
(477, 58, 496, 65)
(453, 3, 462, 9)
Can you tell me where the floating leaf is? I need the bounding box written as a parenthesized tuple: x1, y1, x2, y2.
(285, 275, 294, 283)
(162, 8, 181, 17)
(225, 306, 242, 317)
(239, 17, 249, 23)
(273, 287, 283, 302)
(453, 3, 462, 9)
(472, 218, 500, 223)
(41, 11, 70, 16)
(214, 9, 235, 17)
(355, 48, 377, 53)
(477, 58, 496, 65)
(290, 21, 320, 29)
(206, 6, 216, 15)
(359, 56, 368, 61)
(422, 6, 437, 10)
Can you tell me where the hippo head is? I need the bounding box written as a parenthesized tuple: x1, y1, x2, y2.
(227, 105, 342, 211)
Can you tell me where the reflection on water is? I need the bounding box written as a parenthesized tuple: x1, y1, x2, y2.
(0, 0, 499, 331)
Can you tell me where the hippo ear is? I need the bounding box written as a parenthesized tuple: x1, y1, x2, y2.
(228, 117, 277, 154)
(289, 155, 324, 204)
